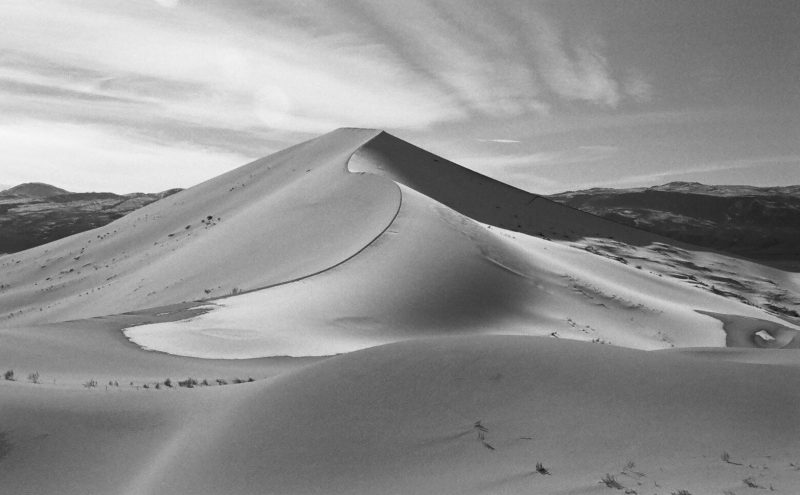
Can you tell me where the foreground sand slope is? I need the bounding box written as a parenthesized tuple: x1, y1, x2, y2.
(5, 336, 794, 495)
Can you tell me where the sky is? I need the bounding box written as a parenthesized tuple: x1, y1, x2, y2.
(1, 0, 799, 194)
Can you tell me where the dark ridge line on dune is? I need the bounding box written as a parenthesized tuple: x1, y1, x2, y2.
(363, 131, 783, 269)
(121, 139, 404, 333)
(360, 131, 682, 245)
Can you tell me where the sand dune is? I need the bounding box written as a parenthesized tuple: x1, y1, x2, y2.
(1, 128, 799, 494)
(0, 128, 397, 326)
(3, 336, 798, 495)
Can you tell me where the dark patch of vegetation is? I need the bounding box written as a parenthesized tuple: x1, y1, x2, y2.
(178, 377, 198, 388)
(601, 473, 624, 489)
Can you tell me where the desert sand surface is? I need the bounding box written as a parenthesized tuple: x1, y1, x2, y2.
(2, 128, 799, 494)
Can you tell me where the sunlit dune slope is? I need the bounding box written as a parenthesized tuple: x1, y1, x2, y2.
(0, 128, 398, 326)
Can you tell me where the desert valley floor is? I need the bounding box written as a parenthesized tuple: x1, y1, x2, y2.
(1, 129, 799, 495)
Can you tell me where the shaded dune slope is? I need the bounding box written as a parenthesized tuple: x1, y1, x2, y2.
(351, 131, 678, 246)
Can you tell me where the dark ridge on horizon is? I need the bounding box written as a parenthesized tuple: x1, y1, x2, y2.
(549, 182, 800, 270)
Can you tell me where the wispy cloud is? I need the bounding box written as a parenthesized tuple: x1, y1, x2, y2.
(478, 139, 522, 144)
(0, 0, 656, 191)
(454, 144, 621, 193)
(525, 19, 621, 106)
(586, 155, 800, 189)
(0, 120, 250, 192)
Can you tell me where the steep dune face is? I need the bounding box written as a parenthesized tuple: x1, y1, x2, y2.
(0, 128, 399, 326)
(350, 131, 675, 246)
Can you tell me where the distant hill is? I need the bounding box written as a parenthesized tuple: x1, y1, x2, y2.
(548, 181, 800, 270)
(1, 182, 70, 198)
(0, 183, 182, 253)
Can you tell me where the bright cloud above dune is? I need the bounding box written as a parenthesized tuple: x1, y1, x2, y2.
(0, 0, 798, 192)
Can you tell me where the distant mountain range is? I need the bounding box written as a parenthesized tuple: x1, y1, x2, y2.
(2, 180, 799, 272)
(0, 182, 181, 254)
(548, 181, 800, 270)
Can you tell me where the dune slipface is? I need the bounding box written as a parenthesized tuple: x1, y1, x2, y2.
(1, 129, 799, 495)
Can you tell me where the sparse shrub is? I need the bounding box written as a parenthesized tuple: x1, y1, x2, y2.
(178, 377, 198, 388)
(232, 378, 244, 384)
(601, 473, 623, 489)
(473, 420, 488, 440)
(84, 379, 97, 388)
(3, 370, 14, 381)
(164, 378, 172, 388)
(201, 379, 209, 386)
(743, 477, 762, 489)
(27, 372, 40, 384)
(247, 377, 254, 382)
(230, 287, 242, 296)
(672, 490, 692, 495)
(216, 378, 227, 386)
(155, 383, 161, 390)
(535, 462, 550, 475)
(143, 383, 150, 389)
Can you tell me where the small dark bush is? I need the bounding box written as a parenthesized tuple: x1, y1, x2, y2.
(178, 378, 198, 388)
(27, 372, 40, 384)
(164, 378, 172, 388)
(601, 473, 623, 489)
(3, 370, 14, 381)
